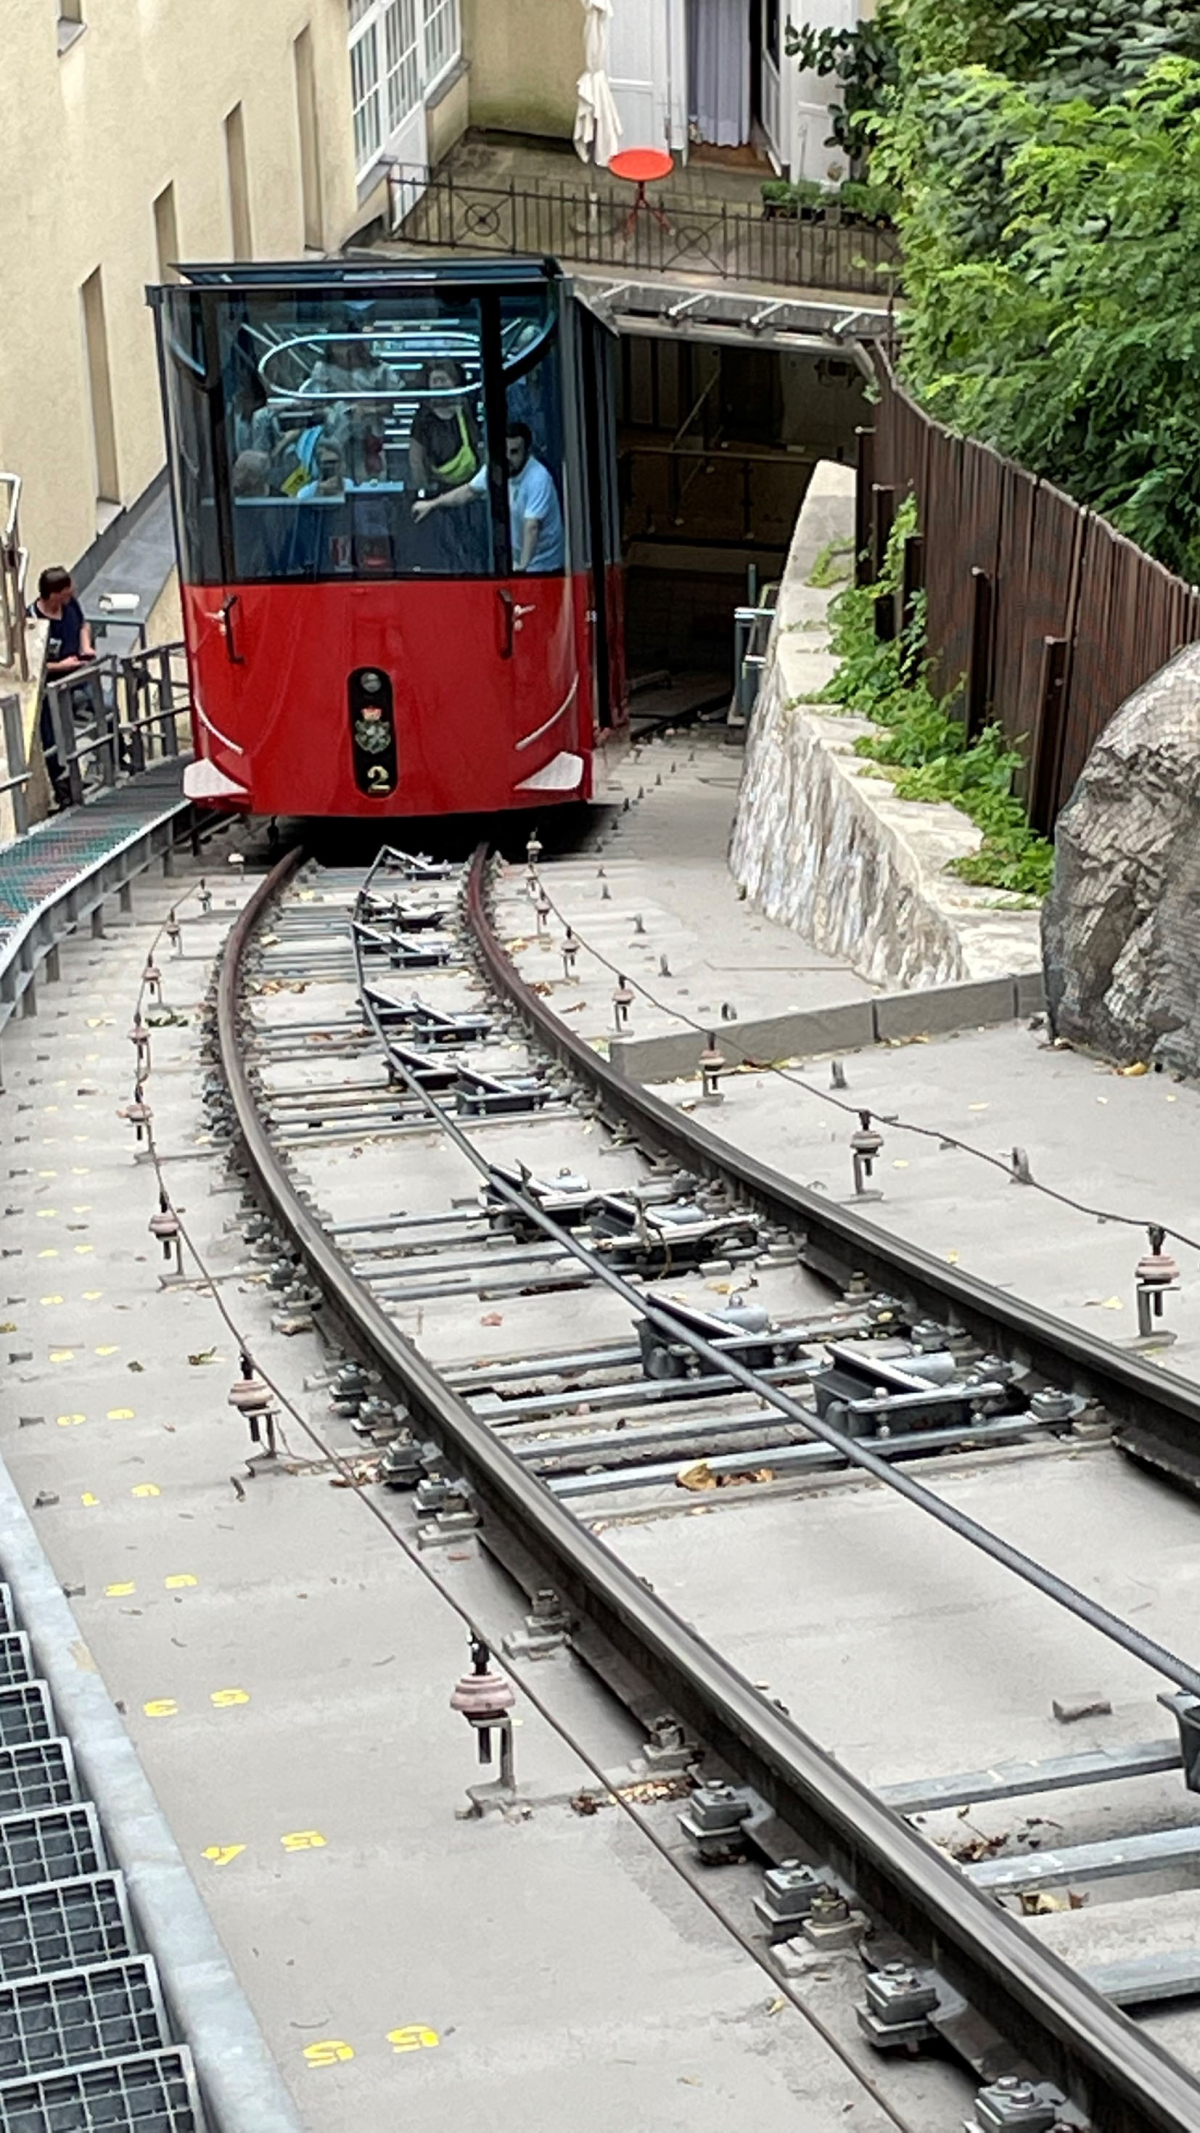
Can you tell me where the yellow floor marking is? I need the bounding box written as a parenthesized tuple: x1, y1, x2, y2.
(82, 1290, 103, 1301)
(56, 1414, 85, 1428)
(74, 1245, 94, 1255)
(210, 1688, 249, 1707)
(42, 1107, 59, 1115)
(49, 1350, 74, 1362)
(202, 1845, 246, 1867)
(132, 1483, 160, 1498)
(107, 1408, 134, 1421)
(95, 1345, 119, 1357)
(388, 2028, 439, 2052)
(37, 1170, 57, 1179)
(39, 1296, 64, 1306)
(81, 1493, 99, 1507)
(143, 1699, 178, 1717)
(281, 1830, 326, 1851)
(165, 1573, 197, 1589)
(105, 1582, 136, 1598)
(72, 1204, 91, 1214)
(37, 1250, 59, 1260)
(36, 1209, 58, 1218)
(71, 1167, 90, 1175)
(303, 2042, 353, 2068)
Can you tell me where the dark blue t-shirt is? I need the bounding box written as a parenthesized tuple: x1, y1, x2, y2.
(29, 597, 86, 665)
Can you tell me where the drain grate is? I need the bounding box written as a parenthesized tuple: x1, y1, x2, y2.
(0, 1684, 55, 1748)
(0, 1805, 105, 1892)
(0, 1634, 33, 1689)
(0, 1587, 14, 1634)
(0, 2046, 202, 2132)
(0, 1955, 168, 2081)
(0, 1875, 132, 1981)
(0, 1742, 78, 1820)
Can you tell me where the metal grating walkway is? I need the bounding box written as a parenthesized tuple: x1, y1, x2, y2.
(0, 759, 189, 944)
(0, 1574, 203, 2129)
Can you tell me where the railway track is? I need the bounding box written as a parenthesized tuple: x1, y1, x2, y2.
(213, 840, 1200, 2133)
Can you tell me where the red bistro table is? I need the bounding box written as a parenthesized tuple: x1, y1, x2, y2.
(609, 147, 674, 237)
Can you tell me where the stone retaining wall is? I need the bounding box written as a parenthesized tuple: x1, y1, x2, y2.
(729, 462, 1040, 990)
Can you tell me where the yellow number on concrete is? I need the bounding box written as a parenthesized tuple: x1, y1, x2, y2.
(303, 2041, 354, 2067)
(105, 1582, 136, 1598)
(143, 1699, 178, 1718)
(387, 2027, 440, 2053)
(210, 1688, 250, 1708)
(164, 1573, 197, 1589)
(281, 1830, 327, 1851)
(132, 1484, 161, 1498)
(202, 1846, 246, 1867)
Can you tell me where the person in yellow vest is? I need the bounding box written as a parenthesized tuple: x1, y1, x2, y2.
(409, 361, 482, 494)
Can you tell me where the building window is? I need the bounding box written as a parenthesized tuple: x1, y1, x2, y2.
(57, 0, 85, 54)
(349, 0, 438, 179)
(225, 103, 253, 260)
(385, 0, 420, 136)
(153, 182, 181, 284)
(422, 0, 458, 89)
(81, 267, 120, 510)
(349, 11, 382, 172)
(294, 26, 325, 248)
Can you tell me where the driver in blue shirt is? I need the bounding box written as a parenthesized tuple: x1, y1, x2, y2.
(412, 422, 564, 572)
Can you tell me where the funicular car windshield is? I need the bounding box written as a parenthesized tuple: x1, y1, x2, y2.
(151, 262, 568, 584)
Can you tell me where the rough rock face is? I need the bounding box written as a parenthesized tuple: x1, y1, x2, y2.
(1043, 642, 1200, 1071)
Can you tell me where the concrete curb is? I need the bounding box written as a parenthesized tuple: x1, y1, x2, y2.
(0, 1453, 307, 2133)
(608, 969, 1046, 1083)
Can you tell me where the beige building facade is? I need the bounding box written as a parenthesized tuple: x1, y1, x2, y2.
(0, 0, 361, 587)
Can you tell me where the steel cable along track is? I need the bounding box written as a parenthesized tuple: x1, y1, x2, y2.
(219, 848, 1200, 2133)
(465, 853, 1200, 1482)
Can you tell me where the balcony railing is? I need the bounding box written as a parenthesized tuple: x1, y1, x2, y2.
(386, 163, 899, 296)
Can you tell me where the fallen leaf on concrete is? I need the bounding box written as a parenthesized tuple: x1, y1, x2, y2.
(1119, 1062, 1149, 1076)
(480, 1312, 504, 1326)
(0, 1322, 14, 1334)
(952, 1833, 1008, 1863)
(127, 1361, 144, 1373)
(1019, 1891, 1081, 1915)
(570, 1791, 607, 1816)
(188, 1347, 218, 1366)
(677, 1461, 717, 1491)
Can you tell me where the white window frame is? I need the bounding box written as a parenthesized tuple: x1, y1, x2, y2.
(350, 0, 450, 181)
(422, 0, 459, 94)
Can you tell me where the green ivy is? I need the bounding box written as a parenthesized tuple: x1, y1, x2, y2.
(824, 500, 1055, 898)
(806, 536, 856, 589)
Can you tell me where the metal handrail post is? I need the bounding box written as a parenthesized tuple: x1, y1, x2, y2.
(47, 681, 82, 807)
(158, 643, 178, 756)
(1, 690, 29, 836)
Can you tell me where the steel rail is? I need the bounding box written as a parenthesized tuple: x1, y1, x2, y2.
(219, 850, 1200, 2133)
(465, 853, 1200, 1476)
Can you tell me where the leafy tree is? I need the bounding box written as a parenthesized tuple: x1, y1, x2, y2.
(786, 0, 1200, 575)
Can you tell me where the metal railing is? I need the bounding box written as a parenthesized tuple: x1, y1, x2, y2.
(1, 641, 189, 836)
(386, 162, 900, 296)
(732, 581, 779, 725)
(0, 472, 29, 682)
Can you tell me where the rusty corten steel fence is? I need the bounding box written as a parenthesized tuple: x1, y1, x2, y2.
(866, 354, 1200, 829)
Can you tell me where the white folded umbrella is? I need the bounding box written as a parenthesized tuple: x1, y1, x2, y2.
(574, 0, 623, 168)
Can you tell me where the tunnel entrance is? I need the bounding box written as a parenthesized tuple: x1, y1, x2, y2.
(615, 334, 869, 717)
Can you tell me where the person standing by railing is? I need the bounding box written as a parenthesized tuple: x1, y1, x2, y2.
(26, 565, 94, 808)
